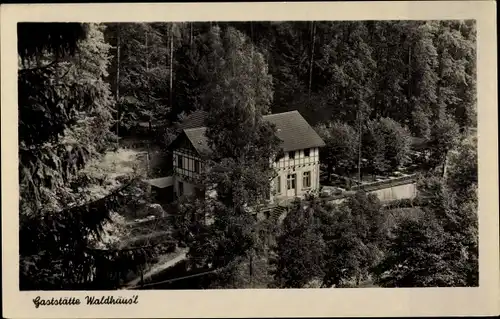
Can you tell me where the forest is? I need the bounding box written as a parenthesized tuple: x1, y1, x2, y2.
(18, 21, 477, 289)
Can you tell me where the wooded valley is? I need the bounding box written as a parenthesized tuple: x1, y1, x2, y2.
(18, 21, 478, 290)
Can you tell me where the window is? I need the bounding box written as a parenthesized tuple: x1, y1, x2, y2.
(303, 171, 311, 188)
(194, 160, 201, 173)
(304, 148, 310, 157)
(177, 155, 183, 169)
(287, 174, 296, 190)
(178, 182, 184, 196)
(276, 176, 282, 194)
(289, 151, 295, 159)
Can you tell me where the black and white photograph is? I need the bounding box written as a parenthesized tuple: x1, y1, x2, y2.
(2, 1, 498, 318)
(17, 18, 480, 291)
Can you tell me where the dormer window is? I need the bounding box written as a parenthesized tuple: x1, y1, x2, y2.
(289, 151, 295, 159)
(304, 148, 310, 157)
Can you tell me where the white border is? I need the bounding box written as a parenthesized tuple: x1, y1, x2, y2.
(1, 2, 498, 318)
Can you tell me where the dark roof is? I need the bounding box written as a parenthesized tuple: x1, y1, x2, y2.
(144, 176, 173, 188)
(184, 127, 211, 155)
(264, 111, 325, 151)
(177, 111, 208, 129)
(170, 110, 325, 155)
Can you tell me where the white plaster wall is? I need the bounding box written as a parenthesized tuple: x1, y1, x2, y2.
(173, 175, 198, 197)
(271, 147, 321, 204)
(370, 183, 417, 202)
(272, 147, 319, 168)
(326, 182, 417, 205)
(172, 147, 322, 203)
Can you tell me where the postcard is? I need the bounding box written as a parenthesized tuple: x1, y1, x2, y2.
(1, 1, 498, 318)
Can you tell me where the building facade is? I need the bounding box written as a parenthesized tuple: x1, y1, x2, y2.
(170, 129, 206, 198)
(271, 147, 320, 205)
(167, 110, 325, 204)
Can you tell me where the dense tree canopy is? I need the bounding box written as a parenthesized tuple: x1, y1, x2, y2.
(202, 26, 275, 160)
(361, 117, 412, 175)
(19, 23, 153, 290)
(18, 23, 88, 64)
(172, 27, 281, 288)
(103, 20, 476, 135)
(272, 193, 388, 288)
(20, 20, 477, 290)
(19, 23, 115, 215)
(428, 113, 461, 170)
(315, 121, 358, 177)
(272, 199, 325, 288)
(375, 136, 478, 287)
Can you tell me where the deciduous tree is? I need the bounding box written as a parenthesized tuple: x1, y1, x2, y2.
(362, 117, 411, 176)
(375, 136, 478, 287)
(272, 200, 325, 288)
(428, 113, 460, 170)
(315, 121, 358, 178)
(175, 27, 281, 288)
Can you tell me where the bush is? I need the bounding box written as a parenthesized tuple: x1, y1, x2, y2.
(383, 198, 415, 209)
(383, 197, 429, 209)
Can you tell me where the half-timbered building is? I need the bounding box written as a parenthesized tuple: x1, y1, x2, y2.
(166, 110, 325, 205)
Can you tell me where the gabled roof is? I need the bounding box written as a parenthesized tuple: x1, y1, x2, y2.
(184, 127, 211, 155)
(177, 111, 208, 130)
(264, 111, 325, 151)
(170, 110, 325, 156)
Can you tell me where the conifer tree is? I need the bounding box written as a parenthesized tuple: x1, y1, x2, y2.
(273, 200, 325, 288)
(19, 23, 152, 290)
(174, 27, 281, 288)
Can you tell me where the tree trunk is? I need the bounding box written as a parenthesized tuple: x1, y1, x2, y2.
(436, 47, 444, 119)
(308, 21, 316, 104)
(327, 163, 333, 183)
(145, 29, 151, 175)
(140, 267, 144, 287)
(190, 22, 193, 47)
(250, 21, 254, 43)
(407, 42, 412, 119)
(145, 30, 149, 71)
(442, 150, 449, 178)
(357, 110, 362, 186)
(249, 251, 253, 282)
(169, 23, 174, 110)
(115, 24, 121, 146)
